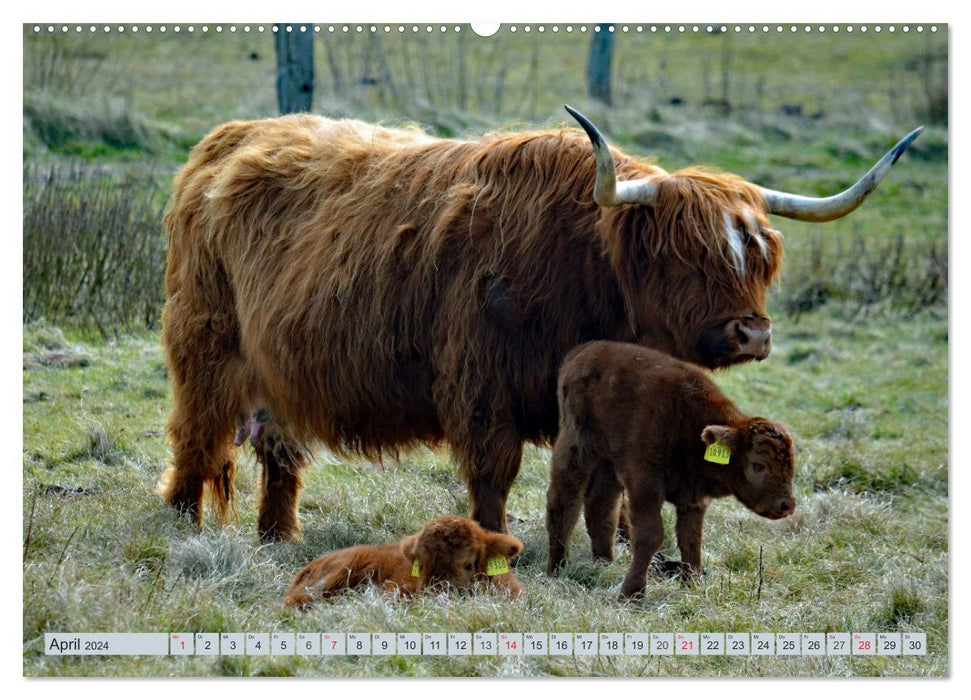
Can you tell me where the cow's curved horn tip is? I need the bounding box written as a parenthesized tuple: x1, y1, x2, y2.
(564, 106, 605, 146)
(891, 126, 924, 164)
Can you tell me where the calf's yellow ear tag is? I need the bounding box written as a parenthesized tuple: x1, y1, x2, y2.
(704, 441, 731, 465)
(411, 559, 421, 577)
(486, 556, 509, 576)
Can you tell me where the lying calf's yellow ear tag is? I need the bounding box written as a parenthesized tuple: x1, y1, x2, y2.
(411, 559, 420, 577)
(486, 556, 509, 576)
(704, 441, 731, 465)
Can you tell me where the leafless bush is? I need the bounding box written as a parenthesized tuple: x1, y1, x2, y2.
(314, 29, 544, 128)
(24, 33, 106, 97)
(23, 163, 169, 336)
(781, 229, 947, 321)
(902, 37, 948, 127)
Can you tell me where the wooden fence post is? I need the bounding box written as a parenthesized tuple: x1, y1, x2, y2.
(275, 25, 315, 114)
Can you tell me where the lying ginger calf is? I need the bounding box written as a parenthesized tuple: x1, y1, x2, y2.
(547, 341, 796, 599)
(283, 515, 524, 607)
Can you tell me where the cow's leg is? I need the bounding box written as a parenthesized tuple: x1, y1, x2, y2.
(583, 465, 624, 562)
(463, 430, 523, 534)
(619, 477, 665, 599)
(160, 303, 241, 527)
(254, 431, 307, 542)
(546, 434, 593, 573)
(447, 402, 523, 534)
(439, 363, 524, 533)
(163, 400, 237, 525)
(675, 503, 708, 582)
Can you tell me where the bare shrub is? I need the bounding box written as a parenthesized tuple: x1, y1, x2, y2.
(23, 163, 169, 336)
(912, 41, 948, 126)
(24, 33, 106, 97)
(781, 230, 947, 321)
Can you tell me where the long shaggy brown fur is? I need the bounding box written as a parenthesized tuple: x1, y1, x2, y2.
(160, 114, 784, 539)
(282, 515, 523, 607)
(546, 341, 796, 598)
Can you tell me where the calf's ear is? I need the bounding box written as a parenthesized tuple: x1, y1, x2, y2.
(701, 425, 738, 450)
(486, 533, 524, 560)
(399, 534, 420, 560)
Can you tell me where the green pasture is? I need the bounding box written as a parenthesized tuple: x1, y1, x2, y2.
(22, 24, 947, 677)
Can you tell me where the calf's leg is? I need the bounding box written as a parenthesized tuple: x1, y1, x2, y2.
(583, 465, 624, 562)
(616, 492, 632, 543)
(675, 503, 708, 582)
(546, 433, 592, 573)
(619, 479, 665, 599)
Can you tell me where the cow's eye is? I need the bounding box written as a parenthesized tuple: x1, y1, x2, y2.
(752, 463, 766, 473)
(464, 561, 475, 572)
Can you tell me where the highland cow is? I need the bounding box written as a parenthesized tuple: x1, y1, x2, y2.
(546, 341, 795, 599)
(158, 105, 917, 540)
(282, 515, 523, 607)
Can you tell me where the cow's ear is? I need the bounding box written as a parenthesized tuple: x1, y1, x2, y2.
(485, 533, 524, 560)
(399, 534, 419, 560)
(701, 425, 738, 451)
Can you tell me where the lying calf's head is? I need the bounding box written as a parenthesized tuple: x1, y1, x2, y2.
(401, 515, 524, 594)
(701, 418, 796, 520)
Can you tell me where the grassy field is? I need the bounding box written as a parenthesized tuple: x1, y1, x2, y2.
(22, 24, 948, 677)
(21, 311, 948, 677)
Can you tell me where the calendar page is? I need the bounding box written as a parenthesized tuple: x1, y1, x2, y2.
(21, 11, 948, 680)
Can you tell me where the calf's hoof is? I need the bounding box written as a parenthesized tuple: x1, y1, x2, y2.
(649, 553, 683, 579)
(546, 557, 566, 576)
(619, 578, 647, 600)
(649, 553, 708, 581)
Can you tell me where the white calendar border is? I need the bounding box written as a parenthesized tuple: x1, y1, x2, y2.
(9, 1, 962, 696)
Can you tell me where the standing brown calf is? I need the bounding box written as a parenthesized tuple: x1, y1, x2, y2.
(283, 516, 524, 608)
(546, 342, 796, 599)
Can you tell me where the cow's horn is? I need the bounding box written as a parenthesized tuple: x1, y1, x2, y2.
(565, 105, 659, 207)
(759, 127, 924, 222)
